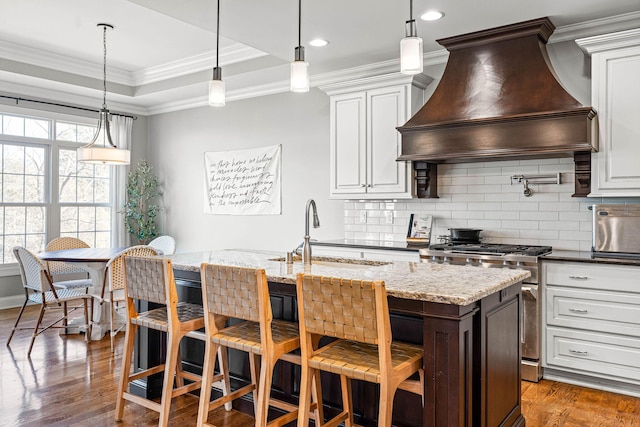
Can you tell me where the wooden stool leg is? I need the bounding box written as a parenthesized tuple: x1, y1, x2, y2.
(249, 352, 260, 417)
(340, 375, 354, 427)
(115, 323, 138, 421)
(255, 356, 275, 427)
(297, 364, 315, 427)
(311, 371, 324, 425)
(378, 381, 397, 427)
(217, 346, 232, 411)
(197, 340, 219, 426)
(158, 333, 180, 427)
(175, 346, 185, 388)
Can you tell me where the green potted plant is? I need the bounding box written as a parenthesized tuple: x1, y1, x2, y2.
(121, 159, 161, 245)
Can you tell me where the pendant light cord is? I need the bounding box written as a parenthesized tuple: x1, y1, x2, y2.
(216, 0, 220, 68)
(102, 25, 108, 110)
(409, 0, 413, 21)
(298, 0, 302, 48)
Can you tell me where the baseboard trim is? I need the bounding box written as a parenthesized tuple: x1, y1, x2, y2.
(544, 368, 640, 398)
(0, 295, 28, 311)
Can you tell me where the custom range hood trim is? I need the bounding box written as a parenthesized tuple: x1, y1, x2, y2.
(397, 18, 597, 196)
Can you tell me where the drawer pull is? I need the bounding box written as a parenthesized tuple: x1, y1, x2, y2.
(568, 275, 588, 280)
(569, 308, 588, 314)
(569, 349, 589, 356)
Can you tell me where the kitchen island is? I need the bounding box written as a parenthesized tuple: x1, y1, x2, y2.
(133, 250, 530, 427)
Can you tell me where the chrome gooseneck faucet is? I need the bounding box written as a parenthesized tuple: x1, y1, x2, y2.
(302, 198, 320, 266)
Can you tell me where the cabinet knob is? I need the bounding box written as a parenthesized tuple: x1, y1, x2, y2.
(568, 275, 588, 280)
(569, 308, 588, 314)
(360, 184, 366, 187)
(366, 184, 372, 188)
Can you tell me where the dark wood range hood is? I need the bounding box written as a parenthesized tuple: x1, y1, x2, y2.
(397, 17, 597, 197)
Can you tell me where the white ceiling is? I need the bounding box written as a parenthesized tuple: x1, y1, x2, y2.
(1, 0, 639, 116)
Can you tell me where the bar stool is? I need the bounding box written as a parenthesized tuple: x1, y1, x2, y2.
(115, 256, 208, 427)
(197, 263, 308, 427)
(296, 274, 424, 427)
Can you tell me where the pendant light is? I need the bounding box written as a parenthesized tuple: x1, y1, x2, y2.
(208, 0, 225, 106)
(400, 0, 424, 75)
(290, 0, 309, 92)
(77, 24, 131, 165)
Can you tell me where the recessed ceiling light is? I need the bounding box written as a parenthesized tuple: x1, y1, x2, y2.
(420, 10, 444, 21)
(309, 38, 329, 47)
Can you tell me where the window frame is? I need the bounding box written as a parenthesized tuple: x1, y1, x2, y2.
(0, 105, 123, 277)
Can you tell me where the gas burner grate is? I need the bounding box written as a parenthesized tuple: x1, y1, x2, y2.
(429, 243, 552, 256)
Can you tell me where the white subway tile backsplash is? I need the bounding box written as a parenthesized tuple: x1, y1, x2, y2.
(467, 184, 504, 194)
(541, 221, 579, 231)
(451, 210, 485, 219)
(484, 193, 520, 202)
(343, 158, 640, 251)
(486, 211, 520, 220)
(520, 211, 559, 221)
(519, 229, 559, 240)
(501, 220, 539, 230)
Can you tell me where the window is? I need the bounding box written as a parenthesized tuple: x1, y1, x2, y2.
(0, 109, 116, 271)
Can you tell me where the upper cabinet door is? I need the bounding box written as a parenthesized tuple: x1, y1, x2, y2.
(579, 30, 640, 197)
(367, 86, 408, 195)
(330, 92, 367, 195)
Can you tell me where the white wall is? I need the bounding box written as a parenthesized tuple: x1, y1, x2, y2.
(146, 88, 345, 254)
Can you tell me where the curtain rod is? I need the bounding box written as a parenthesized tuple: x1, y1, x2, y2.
(0, 95, 137, 120)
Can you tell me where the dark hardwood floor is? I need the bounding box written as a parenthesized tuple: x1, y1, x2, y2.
(1, 305, 639, 426)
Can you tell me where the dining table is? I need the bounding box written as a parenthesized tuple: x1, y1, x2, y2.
(38, 247, 126, 341)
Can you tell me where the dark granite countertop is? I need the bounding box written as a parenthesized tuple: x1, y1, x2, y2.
(542, 250, 640, 266)
(311, 239, 423, 252)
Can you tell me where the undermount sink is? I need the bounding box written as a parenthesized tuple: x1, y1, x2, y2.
(269, 255, 390, 269)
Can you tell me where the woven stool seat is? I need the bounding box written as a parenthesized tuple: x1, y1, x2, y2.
(132, 302, 205, 332)
(211, 319, 299, 354)
(309, 339, 423, 383)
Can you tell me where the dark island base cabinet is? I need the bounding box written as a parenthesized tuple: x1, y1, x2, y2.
(132, 270, 524, 427)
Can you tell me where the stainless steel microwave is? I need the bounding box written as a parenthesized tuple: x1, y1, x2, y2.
(592, 204, 640, 257)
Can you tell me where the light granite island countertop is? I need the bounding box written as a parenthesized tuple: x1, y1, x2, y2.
(167, 249, 531, 306)
(146, 249, 531, 427)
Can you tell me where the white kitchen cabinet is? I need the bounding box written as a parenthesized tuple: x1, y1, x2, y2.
(577, 29, 640, 197)
(320, 74, 428, 199)
(542, 260, 640, 396)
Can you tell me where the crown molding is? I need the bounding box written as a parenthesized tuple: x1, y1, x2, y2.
(0, 40, 132, 85)
(0, 79, 147, 116)
(550, 11, 640, 43)
(576, 27, 640, 54)
(132, 43, 268, 85)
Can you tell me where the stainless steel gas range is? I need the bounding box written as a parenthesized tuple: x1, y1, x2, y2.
(419, 243, 552, 382)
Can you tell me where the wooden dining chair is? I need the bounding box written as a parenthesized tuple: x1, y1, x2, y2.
(44, 237, 93, 292)
(94, 245, 159, 351)
(296, 273, 424, 427)
(7, 246, 92, 357)
(197, 263, 308, 427)
(115, 255, 205, 427)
